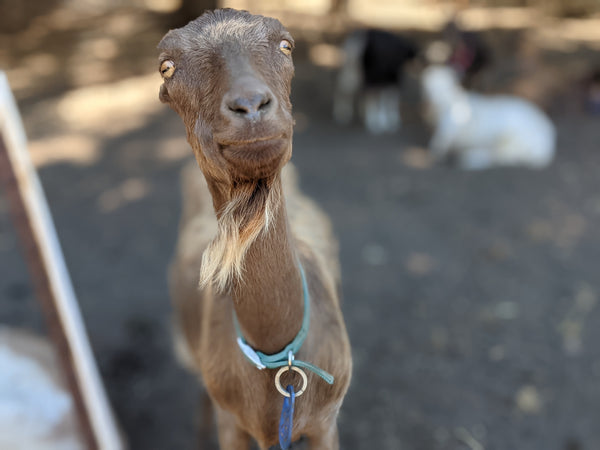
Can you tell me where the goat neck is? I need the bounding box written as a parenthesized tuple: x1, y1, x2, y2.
(422, 65, 467, 119)
(228, 175, 304, 354)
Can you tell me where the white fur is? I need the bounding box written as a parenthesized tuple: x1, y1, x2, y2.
(422, 65, 556, 169)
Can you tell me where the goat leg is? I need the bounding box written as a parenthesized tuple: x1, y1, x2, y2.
(429, 116, 457, 162)
(197, 389, 215, 449)
(214, 405, 251, 450)
(307, 422, 340, 450)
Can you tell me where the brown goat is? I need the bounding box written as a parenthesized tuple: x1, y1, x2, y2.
(158, 9, 352, 449)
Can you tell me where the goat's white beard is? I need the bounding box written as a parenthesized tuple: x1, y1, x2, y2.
(199, 177, 282, 292)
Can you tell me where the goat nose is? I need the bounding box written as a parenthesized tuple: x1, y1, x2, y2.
(224, 90, 273, 121)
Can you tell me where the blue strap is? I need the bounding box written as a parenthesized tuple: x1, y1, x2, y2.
(279, 385, 295, 449)
(233, 262, 334, 385)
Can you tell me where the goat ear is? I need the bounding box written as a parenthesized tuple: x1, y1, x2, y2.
(159, 84, 171, 103)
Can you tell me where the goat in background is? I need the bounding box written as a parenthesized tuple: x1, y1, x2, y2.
(333, 28, 418, 134)
(421, 65, 556, 170)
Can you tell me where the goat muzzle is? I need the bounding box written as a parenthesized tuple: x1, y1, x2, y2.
(218, 135, 291, 179)
(221, 76, 278, 124)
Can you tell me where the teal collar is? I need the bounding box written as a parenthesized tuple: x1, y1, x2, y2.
(233, 262, 334, 385)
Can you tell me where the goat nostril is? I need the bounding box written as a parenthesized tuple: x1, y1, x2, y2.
(228, 99, 249, 114)
(227, 93, 272, 118)
(259, 98, 271, 110)
(232, 106, 249, 114)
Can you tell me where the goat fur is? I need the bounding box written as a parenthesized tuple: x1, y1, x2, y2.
(422, 65, 556, 169)
(159, 9, 352, 449)
(333, 29, 417, 134)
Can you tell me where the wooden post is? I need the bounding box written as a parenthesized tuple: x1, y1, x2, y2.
(0, 72, 125, 450)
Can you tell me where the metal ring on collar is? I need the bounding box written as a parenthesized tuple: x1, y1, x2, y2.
(275, 366, 308, 398)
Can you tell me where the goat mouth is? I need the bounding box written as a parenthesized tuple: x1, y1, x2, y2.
(218, 135, 287, 157)
(217, 135, 286, 150)
(218, 135, 290, 177)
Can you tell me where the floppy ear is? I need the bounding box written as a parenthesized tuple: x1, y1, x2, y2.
(159, 83, 171, 103)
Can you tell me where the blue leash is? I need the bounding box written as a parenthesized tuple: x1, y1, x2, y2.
(233, 262, 334, 450)
(233, 262, 334, 384)
(279, 385, 295, 449)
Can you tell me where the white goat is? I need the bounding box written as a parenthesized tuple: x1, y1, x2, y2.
(421, 65, 556, 169)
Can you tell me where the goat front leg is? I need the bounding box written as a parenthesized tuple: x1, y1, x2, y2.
(428, 116, 457, 163)
(197, 389, 216, 449)
(307, 421, 340, 450)
(214, 405, 251, 450)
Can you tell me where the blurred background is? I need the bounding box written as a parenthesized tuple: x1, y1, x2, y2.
(1, 0, 600, 448)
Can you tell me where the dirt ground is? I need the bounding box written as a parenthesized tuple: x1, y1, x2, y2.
(1, 3, 600, 449)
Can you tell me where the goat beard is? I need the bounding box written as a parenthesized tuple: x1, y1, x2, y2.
(199, 175, 282, 292)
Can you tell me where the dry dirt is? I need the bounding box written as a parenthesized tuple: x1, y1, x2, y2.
(1, 3, 600, 449)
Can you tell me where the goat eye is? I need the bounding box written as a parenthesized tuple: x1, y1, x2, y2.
(279, 40, 292, 55)
(160, 60, 175, 78)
